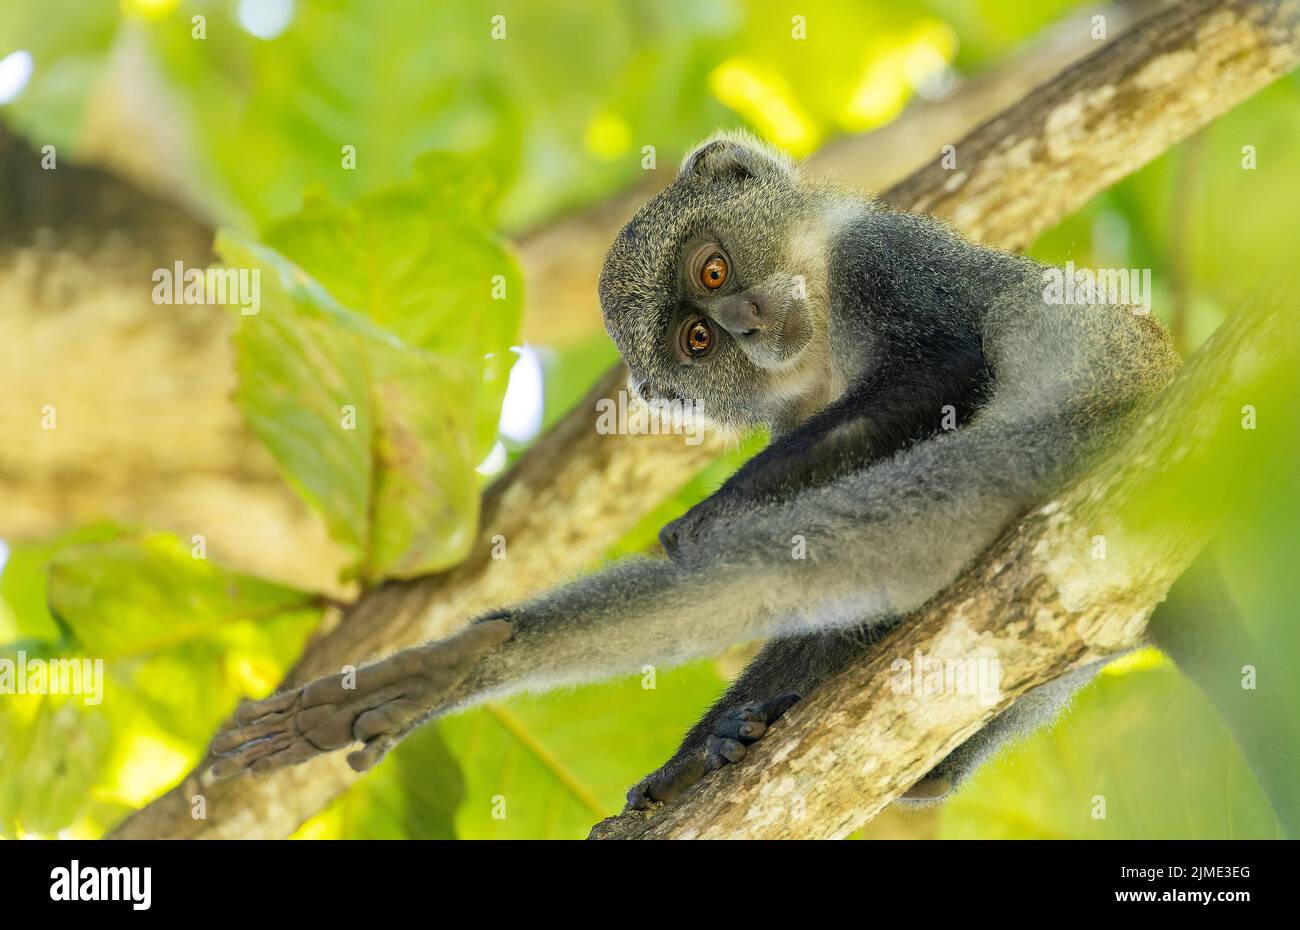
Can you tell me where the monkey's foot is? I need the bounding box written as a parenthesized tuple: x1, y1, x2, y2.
(626, 692, 801, 809)
(209, 619, 511, 778)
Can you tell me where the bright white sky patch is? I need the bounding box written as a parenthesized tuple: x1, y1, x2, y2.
(475, 441, 507, 477)
(0, 51, 34, 105)
(237, 0, 295, 40)
(497, 345, 545, 444)
(0, 538, 9, 575)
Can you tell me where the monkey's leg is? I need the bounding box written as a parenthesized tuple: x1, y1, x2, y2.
(628, 625, 894, 808)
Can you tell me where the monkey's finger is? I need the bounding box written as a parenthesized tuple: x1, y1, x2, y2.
(346, 732, 402, 773)
(713, 715, 767, 742)
(248, 740, 323, 775)
(211, 717, 293, 754)
(209, 735, 294, 778)
(626, 782, 654, 811)
(352, 698, 423, 742)
(233, 689, 300, 724)
(729, 703, 766, 722)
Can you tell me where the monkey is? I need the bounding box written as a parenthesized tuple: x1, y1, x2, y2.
(209, 130, 1181, 815)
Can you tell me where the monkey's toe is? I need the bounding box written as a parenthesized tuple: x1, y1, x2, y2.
(703, 692, 800, 772)
(705, 736, 747, 769)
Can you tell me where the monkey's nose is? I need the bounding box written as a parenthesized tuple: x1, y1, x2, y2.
(710, 293, 765, 338)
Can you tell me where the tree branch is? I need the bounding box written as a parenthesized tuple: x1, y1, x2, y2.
(107, 0, 1300, 839)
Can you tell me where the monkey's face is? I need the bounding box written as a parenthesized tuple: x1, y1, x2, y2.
(598, 133, 831, 432)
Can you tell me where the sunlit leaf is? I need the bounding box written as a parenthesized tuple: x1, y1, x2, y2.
(47, 533, 316, 657)
(262, 152, 523, 462)
(220, 230, 482, 582)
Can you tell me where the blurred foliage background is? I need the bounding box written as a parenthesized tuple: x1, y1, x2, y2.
(0, 0, 1296, 839)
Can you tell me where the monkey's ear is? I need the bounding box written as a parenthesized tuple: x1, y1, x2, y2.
(680, 133, 793, 183)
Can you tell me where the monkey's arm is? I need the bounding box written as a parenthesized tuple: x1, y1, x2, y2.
(661, 349, 989, 552)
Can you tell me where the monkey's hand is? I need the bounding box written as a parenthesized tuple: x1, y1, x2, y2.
(626, 693, 800, 809)
(209, 619, 512, 778)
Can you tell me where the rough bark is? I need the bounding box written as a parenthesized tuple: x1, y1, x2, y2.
(107, 0, 1300, 839)
(589, 286, 1297, 839)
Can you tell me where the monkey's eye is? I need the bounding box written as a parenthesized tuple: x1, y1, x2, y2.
(700, 254, 729, 290)
(682, 318, 714, 357)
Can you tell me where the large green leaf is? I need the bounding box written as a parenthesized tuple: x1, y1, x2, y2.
(46, 533, 315, 657)
(220, 230, 484, 582)
(0, 693, 112, 837)
(262, 152, 523, 461)
(0, 522, 120, 646)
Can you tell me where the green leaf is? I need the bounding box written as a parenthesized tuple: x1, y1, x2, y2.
(46, 533, 315, 657)
(0, 694, 110, 837)
(0, 522, 121, 646)
(263, 152, 523, 460)
(441, 660, 725, 839)
(220, 229, 484, 582)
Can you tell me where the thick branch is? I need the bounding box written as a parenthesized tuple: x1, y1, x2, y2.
(108, 0, 1300, 839)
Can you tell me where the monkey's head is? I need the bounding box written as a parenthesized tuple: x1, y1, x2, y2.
(599, 131, 851, 432)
